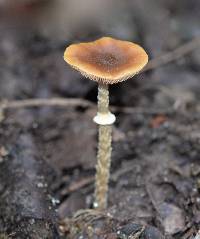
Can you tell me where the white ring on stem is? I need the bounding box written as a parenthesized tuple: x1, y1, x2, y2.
(93, 112, 116, 125)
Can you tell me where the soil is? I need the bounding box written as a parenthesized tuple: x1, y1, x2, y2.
(0, 0, 200, 238)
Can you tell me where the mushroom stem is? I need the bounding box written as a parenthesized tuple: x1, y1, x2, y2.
(98, 83, 109, 114)
(94, 83, 113, 210)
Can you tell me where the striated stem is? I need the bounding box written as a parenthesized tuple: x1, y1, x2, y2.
(97, 83, 109, 114)
(94, 83, 113, 210)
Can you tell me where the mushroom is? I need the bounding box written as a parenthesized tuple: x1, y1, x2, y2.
(64, 37, 148, 210)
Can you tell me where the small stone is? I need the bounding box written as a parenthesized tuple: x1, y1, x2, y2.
(29, 218, 35, 225)
(157, 202, 185, 235)
(0, 146, 8, 157)
(106, 233, 118, 239)
(195, 231, 200, 239)
(117, 223, 143, 238)
(51, 197, 60, 206)
(0, 146, 8, 163)
(58, 192, 86, 218)
(37, 182, 44, 188)
(142, 226, 164, 239)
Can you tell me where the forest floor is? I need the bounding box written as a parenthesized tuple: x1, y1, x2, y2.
(0, 0, 200, 238)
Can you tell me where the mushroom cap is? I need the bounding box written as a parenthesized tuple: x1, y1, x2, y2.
(64, 37, 148, 84)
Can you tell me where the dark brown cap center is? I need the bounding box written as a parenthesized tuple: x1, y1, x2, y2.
(88, 52, 126, 73)
(100, 54, 118, 66)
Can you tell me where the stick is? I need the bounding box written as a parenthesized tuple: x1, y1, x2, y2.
(0, 97, 92, 109)
(143, 36, 200, 72)
(0, 97, 174, 116)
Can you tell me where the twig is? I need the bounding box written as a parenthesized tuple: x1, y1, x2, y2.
(182, 227, 196, 239)
(143, 36, 200, 72)
(60, 176, 94, 196)
(0, 97, 174, 116)
(0, 98, 92, 109)
(60, 162, 149, 197)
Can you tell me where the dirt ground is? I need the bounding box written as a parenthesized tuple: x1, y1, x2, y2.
(0, 0, 200, 238)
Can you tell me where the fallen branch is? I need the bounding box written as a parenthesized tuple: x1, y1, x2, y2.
(0, 97, 92, 110)
(143, 36, 200, 72)
(0, 97, 174, 117)
(60, 161, 157, 197)
(60, 176, 94, 196)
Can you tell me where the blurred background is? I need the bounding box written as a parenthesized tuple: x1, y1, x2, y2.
(0, 0, 199, 107)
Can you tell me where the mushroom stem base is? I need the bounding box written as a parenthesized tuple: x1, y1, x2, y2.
(94, 124, 112, 210)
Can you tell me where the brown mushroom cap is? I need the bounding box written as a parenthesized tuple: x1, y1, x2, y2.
(64, 37, 148, 84)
